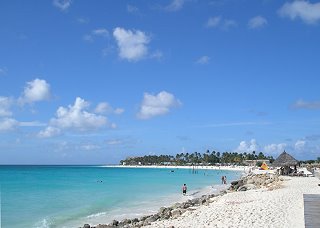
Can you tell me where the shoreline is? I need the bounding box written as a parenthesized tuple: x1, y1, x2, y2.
(145, 175, 320, 228)
(85, 173, 320, 228)
(79, 167, 243, 228)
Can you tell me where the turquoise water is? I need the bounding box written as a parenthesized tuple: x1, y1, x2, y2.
(0, 166, 242, 228)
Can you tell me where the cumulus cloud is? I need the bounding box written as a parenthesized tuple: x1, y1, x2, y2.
(295, 139, 306, 150)
(19, 78, 51, 104)
(196, 56, 210, 64)
(113, 27, 150, 61)
(0, 118, 19, 132)
(206, 17, 221, 28)
(236, 139, 260, 153)
(51, 97, 108, 131)
(137, 91, 181, 119)
(0, 97, 13, 117)
(279, 0, 320, 24)
(292, 99, 320, 109)
(264, 143, 287, 155)
(165, 0, 185, 11)
(53, 0, 72, 11)
(38, 126, 61, 138)
(94, 102, 124, 115)
(248, 16, 268, 29)
(38, 97, 115, 137)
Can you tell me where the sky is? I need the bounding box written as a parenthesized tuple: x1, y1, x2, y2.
(0, 0, 320, 164)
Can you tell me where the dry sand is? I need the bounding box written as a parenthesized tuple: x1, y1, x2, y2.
(144, 176, 320, 228)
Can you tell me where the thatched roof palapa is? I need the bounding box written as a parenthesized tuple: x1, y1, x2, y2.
(272, 151, 298, 167)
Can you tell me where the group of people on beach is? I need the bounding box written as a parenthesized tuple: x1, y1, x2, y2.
(182, 175, 228, 195)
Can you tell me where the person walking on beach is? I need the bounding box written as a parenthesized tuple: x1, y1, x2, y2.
(221, 176, 225, 184)
(182, 184, 187, 195)
(224, 176, 227, 184)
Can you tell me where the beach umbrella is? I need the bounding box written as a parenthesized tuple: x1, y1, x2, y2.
(260, 162, 269, 170)
(272, 151, 298, 167)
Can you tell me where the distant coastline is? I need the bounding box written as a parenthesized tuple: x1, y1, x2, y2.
(103, 164, 250, 172)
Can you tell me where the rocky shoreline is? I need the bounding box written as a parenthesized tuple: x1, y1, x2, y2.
(81, 173, 281, 228)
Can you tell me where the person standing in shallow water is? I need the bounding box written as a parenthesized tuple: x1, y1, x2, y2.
(182, 184, 187, 195)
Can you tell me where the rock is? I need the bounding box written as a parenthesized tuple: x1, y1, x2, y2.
(131, 218, 139, 223)
(231, 180, 239, 185)
(180, 208, 187, 214)
(122, 219, 131, 224)
(171, 209, 181, 218)
(112, 220, 119, 226)
(140, 216, 149, 221)
(246, 178, 254, 185)
(96, 225, 111, 228)
(159, 207, 167, 214)
(145, 214, 159, 223)
(83, 224, 90, 228)
(238, 183, 257, 191)
(172, 203, 182, 209)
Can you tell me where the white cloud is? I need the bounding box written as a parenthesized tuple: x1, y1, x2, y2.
(196, 56, 210, 64)
(0, 67, 7, 75)
(196, 121, 270, 128)
(295, 139, 306, 150)
(293, 99, 320, 109)
(113, 27, 150, 61)
(0, 118, 19, 132)
(84, 28, 109, 42)
(94, 102, 124, 115)
(165, 0, 185, 11)
(92, 28, 109, 38)
(83, 34, 94, 42)
(0, 97, 13, 117)
(206, 17, 221, 28)
(264, 143, 287, 155)
(150, 50, 163, 60)
(137, 91, 181, 119)
(236, 139, 260, 152)
(19, 121, 46, 127)
(106, 139, 123, 145)
(80, 144, 100, 151)
(19, 78, 51, 104)
(223, 19, 237, 30)
(248, 16, 268, 29)
(279, 0, 320, 24)
(50, 97, 109, 132)
(206, 17, 237, 30)
(53, 0, 72, 11)
(127, 5, 139, 13)
(38, 126, 61, 138)
(77, 18, 89, 24)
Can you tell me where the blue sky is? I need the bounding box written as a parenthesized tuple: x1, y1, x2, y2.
(1, 0, 320, 164)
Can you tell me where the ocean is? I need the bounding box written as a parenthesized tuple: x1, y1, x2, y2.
(0, 165, 242, 228)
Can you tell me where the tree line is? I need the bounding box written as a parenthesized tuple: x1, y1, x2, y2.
(120, 150, 275, 166)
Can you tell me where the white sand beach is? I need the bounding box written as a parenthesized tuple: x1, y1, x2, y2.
(144, 176, 320, 228)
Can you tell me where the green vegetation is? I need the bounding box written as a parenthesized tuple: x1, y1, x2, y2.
(120, 150, 274, 166)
